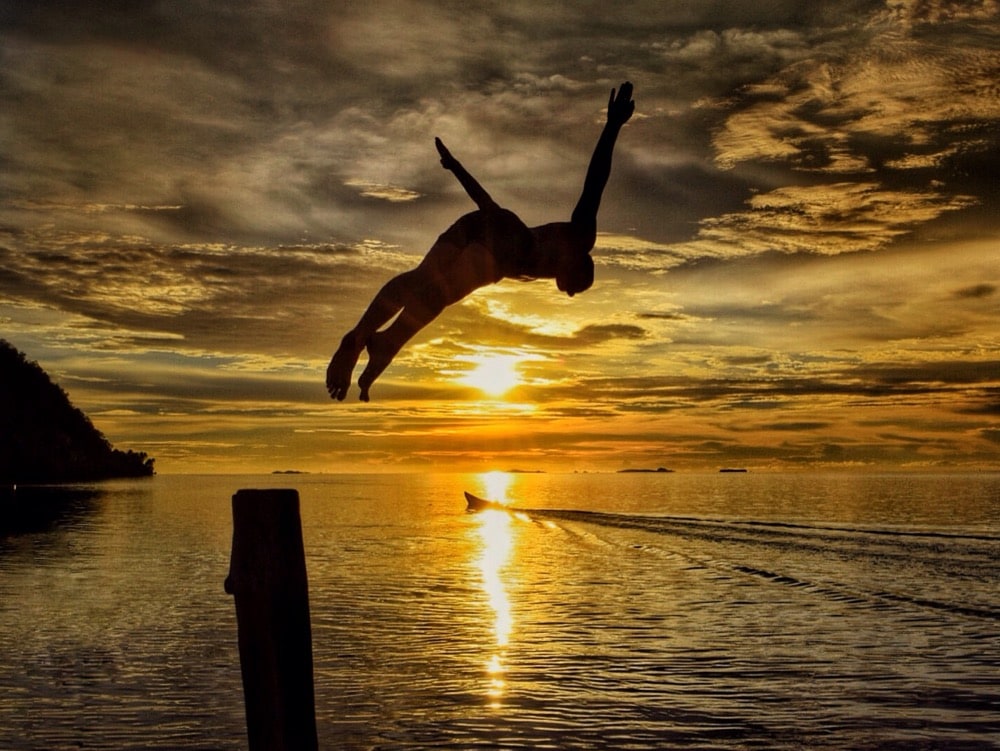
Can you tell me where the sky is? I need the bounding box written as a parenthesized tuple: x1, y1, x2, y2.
(2, 0, 999, 474)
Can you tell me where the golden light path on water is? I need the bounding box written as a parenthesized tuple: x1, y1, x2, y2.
(474, 471, 516, 707)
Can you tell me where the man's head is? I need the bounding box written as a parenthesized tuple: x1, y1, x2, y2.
(557, 252, 594, 297)
(529, 221, 596, 297)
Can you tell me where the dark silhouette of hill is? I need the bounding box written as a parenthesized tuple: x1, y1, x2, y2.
(0, 339, 154, 483)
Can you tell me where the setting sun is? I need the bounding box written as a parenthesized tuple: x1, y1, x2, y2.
(458, 354, 524, 397)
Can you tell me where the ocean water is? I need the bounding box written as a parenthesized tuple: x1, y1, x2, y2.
(0, 471, 997, 750)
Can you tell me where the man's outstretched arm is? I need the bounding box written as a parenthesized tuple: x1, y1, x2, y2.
(571, 82, 635, 233)
(435, 137, 497, 211)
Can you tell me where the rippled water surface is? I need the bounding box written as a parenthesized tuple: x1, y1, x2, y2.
(1, 472, 998, 749)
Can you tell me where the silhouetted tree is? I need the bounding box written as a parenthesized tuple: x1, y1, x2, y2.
(0, 340, 155, 483)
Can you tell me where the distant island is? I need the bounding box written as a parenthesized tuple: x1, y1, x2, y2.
(0, 340, 155, 484)
(618, 467, 674, 473)
(719, 468, 749, 473)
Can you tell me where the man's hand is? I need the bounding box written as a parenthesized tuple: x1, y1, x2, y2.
(607, 81, 635, 127)
(435, 137, 458, 170)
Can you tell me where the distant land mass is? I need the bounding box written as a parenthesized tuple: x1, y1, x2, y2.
(0, 340, 155, 484)
(618, 467, 674, 473)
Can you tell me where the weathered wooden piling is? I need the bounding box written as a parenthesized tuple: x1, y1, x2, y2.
(225, 489, 318, 751)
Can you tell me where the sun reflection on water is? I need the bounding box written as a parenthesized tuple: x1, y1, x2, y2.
(477, 510, 514, 648)
(474, 472, 517, 707)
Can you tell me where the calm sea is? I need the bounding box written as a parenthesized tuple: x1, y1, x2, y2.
(1, 472, 997, 750)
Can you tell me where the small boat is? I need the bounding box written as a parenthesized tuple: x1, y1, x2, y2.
(464, 491, 509, 512)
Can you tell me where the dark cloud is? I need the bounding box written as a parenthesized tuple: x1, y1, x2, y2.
(760, 421, 830, 431)
(540, 356, 1000, 409)
(953, 283, 996, 299)
(722, 355, 773, 366)
(573, 323, 648, 345)
(850, 361, 1000, 387)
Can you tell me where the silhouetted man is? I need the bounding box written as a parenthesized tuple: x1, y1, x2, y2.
(327, 82, 635, 402)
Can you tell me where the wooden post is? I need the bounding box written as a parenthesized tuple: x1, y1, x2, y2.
(224, 489, 318, 751)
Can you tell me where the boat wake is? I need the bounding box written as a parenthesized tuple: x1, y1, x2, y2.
(519, 508, 1000, 622)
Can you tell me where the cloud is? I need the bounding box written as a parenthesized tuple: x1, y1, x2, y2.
(712, 14, 1000, 174)
(759, 421, 831, 431)
(672, 3, 1000, 263)
(666, 182, 974, 260)
(886, 0, 1000, 26)
(953, 283, 996, 299)
(573, 323, 648, 345)
(343, 180, 423, 202)
(655, 236, 1000, 350)
(0, 222, 416, 357)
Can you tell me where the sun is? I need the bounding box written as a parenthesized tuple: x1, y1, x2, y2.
(459, 354, 523, 397)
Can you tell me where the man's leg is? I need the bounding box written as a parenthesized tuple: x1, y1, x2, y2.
(326, 331, 365, 401)
(357, 295, 444, 402)
(326, 270, 417, 401)
(329, 229, 477, 401)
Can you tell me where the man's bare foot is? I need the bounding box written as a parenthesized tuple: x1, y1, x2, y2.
(357, 332, 396, 402)
(326, 332, 364, 401)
